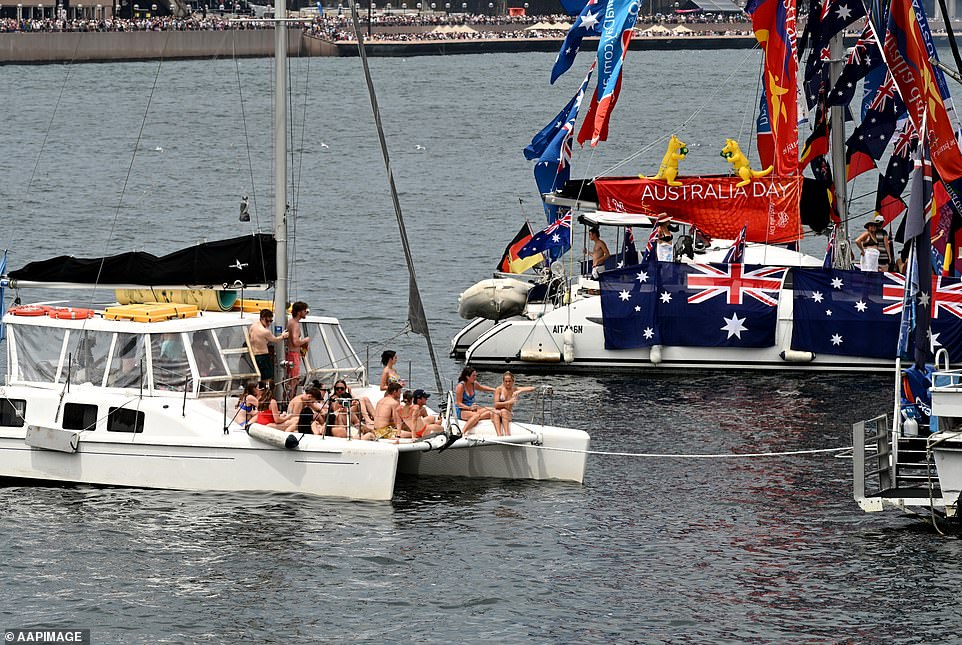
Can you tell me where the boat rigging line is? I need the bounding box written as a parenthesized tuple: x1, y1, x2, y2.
(347, 0, 444, 396)
(468, 435, 853, 459)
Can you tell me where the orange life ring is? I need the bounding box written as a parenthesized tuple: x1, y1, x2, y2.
(8, 305, 47, 317)
(49, 307, 95, 320)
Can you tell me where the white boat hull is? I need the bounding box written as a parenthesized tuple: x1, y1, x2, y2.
(0, 428, 400, 500)
(398, 425, 589, 483)
(931, 435, 962, 512)
(460, 289, 891, 373)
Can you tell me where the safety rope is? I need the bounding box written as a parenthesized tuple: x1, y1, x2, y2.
(466, 435, 852, 459)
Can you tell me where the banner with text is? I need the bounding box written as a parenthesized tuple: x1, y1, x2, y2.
(593, 174, 804, 243)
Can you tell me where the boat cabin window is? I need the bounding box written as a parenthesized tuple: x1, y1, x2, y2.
(214, 326, 258, 393)
(63, 330, 112, 387)
(189, 329, 230, 395)
(302, 322, 364, 384)
(0, 399, 26, 427)
(107, 407, 144, 433)
(11, 324, 65, 383)
(151, 333, 191, 391)
(106, 333, 146, 388)
(63, 402, 98, 431)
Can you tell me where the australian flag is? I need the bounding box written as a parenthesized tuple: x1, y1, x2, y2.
(551, 0, 608, 84)
(530, 66, 592, 231)
(599, 260, 660, 349)
(792, 268, 903, 358)
(658, 263, 786, 348)
(600, 262, 788, 350)
(622, 226, 639, 267)
(723, 225, 748, 264)
(517, 213, 572, 259)
(827, 22, 882, 108)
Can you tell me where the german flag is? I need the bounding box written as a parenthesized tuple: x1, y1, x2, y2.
(497, 222, 543, 274)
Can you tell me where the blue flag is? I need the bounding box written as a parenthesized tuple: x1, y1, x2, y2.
(517, 213, 572, 259)
(551, 0, 608, 84)
(523, 67, 593, 162)
(599, 259, 660, 349)
(587, 0, 639, 146)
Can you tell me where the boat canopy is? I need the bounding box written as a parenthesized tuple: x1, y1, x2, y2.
(7, 234, 276, 288)
(3, 314, 364, 397)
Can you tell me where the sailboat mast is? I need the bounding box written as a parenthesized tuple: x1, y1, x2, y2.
(272, 0, 289, 395)
(829, 31, 851, 269)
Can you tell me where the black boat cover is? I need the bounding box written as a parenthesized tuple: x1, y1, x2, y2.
(9, 233, 276, 287)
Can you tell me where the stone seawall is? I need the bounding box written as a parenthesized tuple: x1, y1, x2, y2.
(0, 30, 302, 64)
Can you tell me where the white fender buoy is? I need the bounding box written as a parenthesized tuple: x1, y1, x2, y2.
(779, 349, 815, 363)
(563, 329, 575, 364)
(649, 344, 663, 365)
(248, 424, 300, 449)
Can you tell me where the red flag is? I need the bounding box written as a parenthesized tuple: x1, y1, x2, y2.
(747, 0, 799, 176)
(577, 74, 622, 147)
(884, 0, 962, 184)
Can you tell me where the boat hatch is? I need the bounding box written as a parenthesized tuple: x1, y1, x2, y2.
(5, 321, 259, 397)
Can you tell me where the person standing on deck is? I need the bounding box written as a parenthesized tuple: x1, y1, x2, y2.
(585, 226, 611, 278)
(285, 301, 310, 404)
(249, 308, 288, 385)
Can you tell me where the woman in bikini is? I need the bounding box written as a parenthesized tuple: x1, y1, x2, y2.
(493, 371, 535, 436)
(454, 367, 503, 435)
(230, 382, 260, 431)
(379, 350, 405, 391)
(254, 386, 298, 432)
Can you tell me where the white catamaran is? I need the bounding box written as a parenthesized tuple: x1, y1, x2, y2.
(453, 0, 960, 375)
(0, 0, 589, 501)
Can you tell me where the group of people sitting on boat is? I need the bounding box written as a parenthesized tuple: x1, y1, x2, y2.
(230, 348, 537, 440)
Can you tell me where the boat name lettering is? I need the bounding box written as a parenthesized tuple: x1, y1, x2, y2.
(552, 325, 583, 334)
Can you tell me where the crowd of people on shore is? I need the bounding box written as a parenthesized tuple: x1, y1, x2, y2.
(2, 10, 754, 36)
(0, 15, 269, 32)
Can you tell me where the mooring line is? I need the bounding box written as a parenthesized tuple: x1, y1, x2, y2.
(466, 436, 851, 459)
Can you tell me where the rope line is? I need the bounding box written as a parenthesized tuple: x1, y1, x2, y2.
(468, 436, 852, 458)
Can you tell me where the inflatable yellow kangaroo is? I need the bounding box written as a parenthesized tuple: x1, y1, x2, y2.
(641, 135, 688, 187)
(720, 138, 773, 187)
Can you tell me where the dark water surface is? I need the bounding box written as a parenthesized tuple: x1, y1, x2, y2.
(2, 52, 960, 643)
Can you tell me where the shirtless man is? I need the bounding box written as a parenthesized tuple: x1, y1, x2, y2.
(249, 309, 288, 383)
(285, 301, 310, 402)
(370, 381, 409, 440)
(585, 226, 611, 278)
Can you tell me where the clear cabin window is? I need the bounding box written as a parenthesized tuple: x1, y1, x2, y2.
(150, 333, 190, 391)
(106, 333, 146, 389)
(189, 329, 229, 395)
(12, 324, 65, 383)
(62, 329, 112, 386)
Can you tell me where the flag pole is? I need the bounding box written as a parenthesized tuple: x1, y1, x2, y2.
(829, 31, 851, 269)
